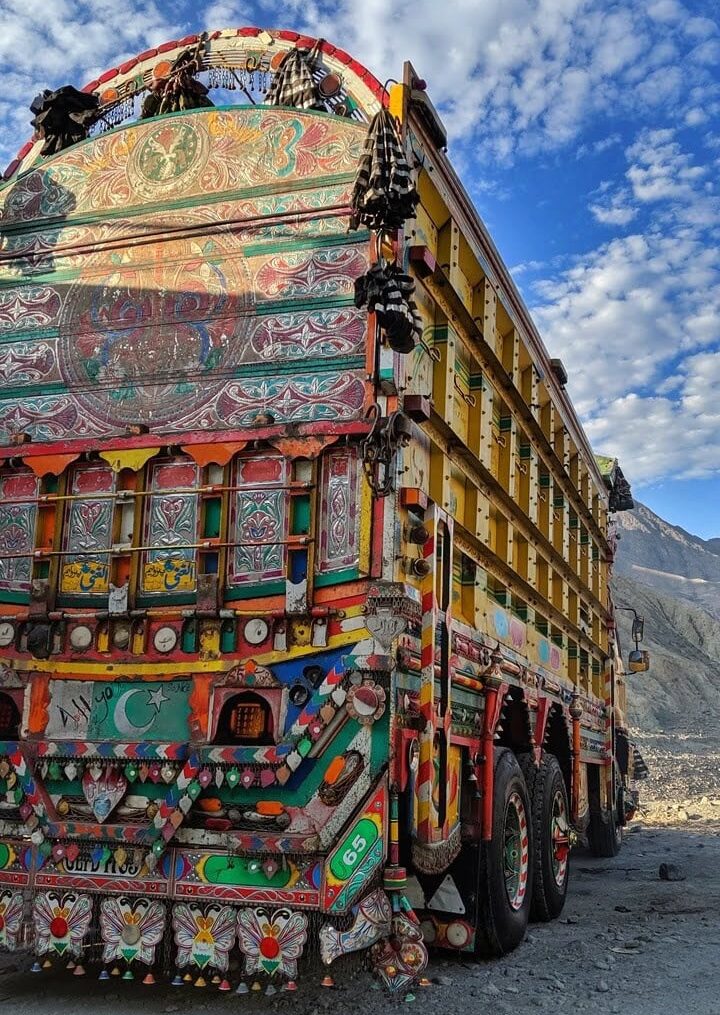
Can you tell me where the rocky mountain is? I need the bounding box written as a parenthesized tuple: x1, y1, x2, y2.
(613, 502, 720, 620)
(611, 503, 720, 805)
(610, 500, 720, 739)
(613, 572, 720, 733)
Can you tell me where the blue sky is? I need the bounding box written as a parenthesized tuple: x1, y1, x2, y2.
(0, 0, 718, 537)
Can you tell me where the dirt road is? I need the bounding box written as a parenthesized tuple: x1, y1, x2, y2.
(0, 819, 717, 1015)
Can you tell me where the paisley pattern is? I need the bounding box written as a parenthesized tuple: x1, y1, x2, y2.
(318, 447, 361, 573)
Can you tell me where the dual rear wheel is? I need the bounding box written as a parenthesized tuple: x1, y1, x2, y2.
(472, 748, 571, 956)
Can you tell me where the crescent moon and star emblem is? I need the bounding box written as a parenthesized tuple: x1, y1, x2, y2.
(113, 686, 169, 737)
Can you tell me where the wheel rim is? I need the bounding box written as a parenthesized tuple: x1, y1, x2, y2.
(550, 789, 570, 888)
(503, 790, 529, 910)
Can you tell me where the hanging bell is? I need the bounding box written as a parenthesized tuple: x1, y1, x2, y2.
(64, 762, 77, 781)
(226, 768, 240, 788)
(198, 768, 213, 789)
(215, 767, 225, 788)
(161, 763, 176, 784)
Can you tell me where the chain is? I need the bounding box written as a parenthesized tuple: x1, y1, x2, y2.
(361, 404, 412, 497)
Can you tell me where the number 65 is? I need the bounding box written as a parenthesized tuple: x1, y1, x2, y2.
(342, 833, 367, 867)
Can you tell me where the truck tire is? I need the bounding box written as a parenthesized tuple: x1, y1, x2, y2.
(588, 786, 622, 857)
(474, 748, 533, 956)
(525, 753, 570, 921)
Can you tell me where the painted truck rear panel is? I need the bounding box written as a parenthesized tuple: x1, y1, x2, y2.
(0, 27, 625, 992)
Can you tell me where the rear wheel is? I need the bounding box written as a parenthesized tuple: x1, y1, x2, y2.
(474, 748, 533, 956)
(588, 767, 622, 858)
(527, 753, 570, 920)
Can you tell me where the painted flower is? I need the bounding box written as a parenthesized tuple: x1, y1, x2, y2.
(100, 897, 165, 966)
(172, 903, 235, 972)
(236, 907, 308, 979)
(0, 891, 24, 950)
(33, 891, 92, 958)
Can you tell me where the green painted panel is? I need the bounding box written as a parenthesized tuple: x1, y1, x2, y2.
(86, 680, 191, 741)
(292, 495, 310, 535)
(329, 817, 379, 880)
(198, 854, 292, 888)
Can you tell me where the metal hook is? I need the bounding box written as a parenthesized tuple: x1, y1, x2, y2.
(418, 336, 441, 362)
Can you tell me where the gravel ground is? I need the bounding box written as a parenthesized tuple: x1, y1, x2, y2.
(0, 820, 718, 1015)
(0, 734, 714, 1014)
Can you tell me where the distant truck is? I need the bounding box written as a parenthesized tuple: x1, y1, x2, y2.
(0, 27, 645, 995)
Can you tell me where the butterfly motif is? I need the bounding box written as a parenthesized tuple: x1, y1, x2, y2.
(33, 891, 92, 958)
(172, 903, 236, 972)
(236, 907, 308, 979)
(0, 891, 24, 950)
(99, 897, 165, 966)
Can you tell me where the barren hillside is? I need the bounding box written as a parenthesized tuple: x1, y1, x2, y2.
(612, 504, 720, 813)
(614, 502, 720, 619)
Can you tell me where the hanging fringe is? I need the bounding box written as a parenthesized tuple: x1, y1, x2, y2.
(264, 45, 323, 110)
(29, 86, 99, 155)
(355, 263, 422, 354)
(141, 35, 213, 118)
(350, 108, 418, 231)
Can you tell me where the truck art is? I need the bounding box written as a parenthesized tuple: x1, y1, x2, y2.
(0, 27, 645, 996)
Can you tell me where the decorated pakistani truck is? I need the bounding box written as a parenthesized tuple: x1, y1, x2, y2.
(0, 26, 644, 996)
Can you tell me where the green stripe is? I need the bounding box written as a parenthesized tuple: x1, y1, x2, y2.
(314, 566, 360, 587)
(0, 231, 368, 292)
(0, 170, 358, 240)
(0, 354, 365, 401)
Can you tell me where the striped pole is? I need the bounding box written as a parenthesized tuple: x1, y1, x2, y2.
(416, 506, 437, 844)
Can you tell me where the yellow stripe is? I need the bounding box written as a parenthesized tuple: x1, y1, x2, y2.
(3, 623, 367, 676)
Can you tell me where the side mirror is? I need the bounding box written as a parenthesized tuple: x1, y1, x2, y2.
(628, 649, 650, 673)
(631, 616, 644, 643)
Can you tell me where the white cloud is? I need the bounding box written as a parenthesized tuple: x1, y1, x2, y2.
(0, 0, 717, 167)
(0, 0, 179, 164)
(533, 128, 719, 485)
(589, 187, 638, 226)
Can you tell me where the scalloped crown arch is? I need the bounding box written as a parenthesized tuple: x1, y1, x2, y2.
(3, 28, 389, 182)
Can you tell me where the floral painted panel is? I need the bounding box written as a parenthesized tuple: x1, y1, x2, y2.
(229, 456, 289, 586)
(0, 471, 39, 593)
(61, 464, 115, 595)
(0, 106, 372, 450)
(142, 461, 199, 594)
(317, 447, 361, 573)
(0, 108, 366, 224)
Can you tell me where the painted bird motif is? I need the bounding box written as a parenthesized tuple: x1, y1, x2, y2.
(319, 888, 391, 966)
